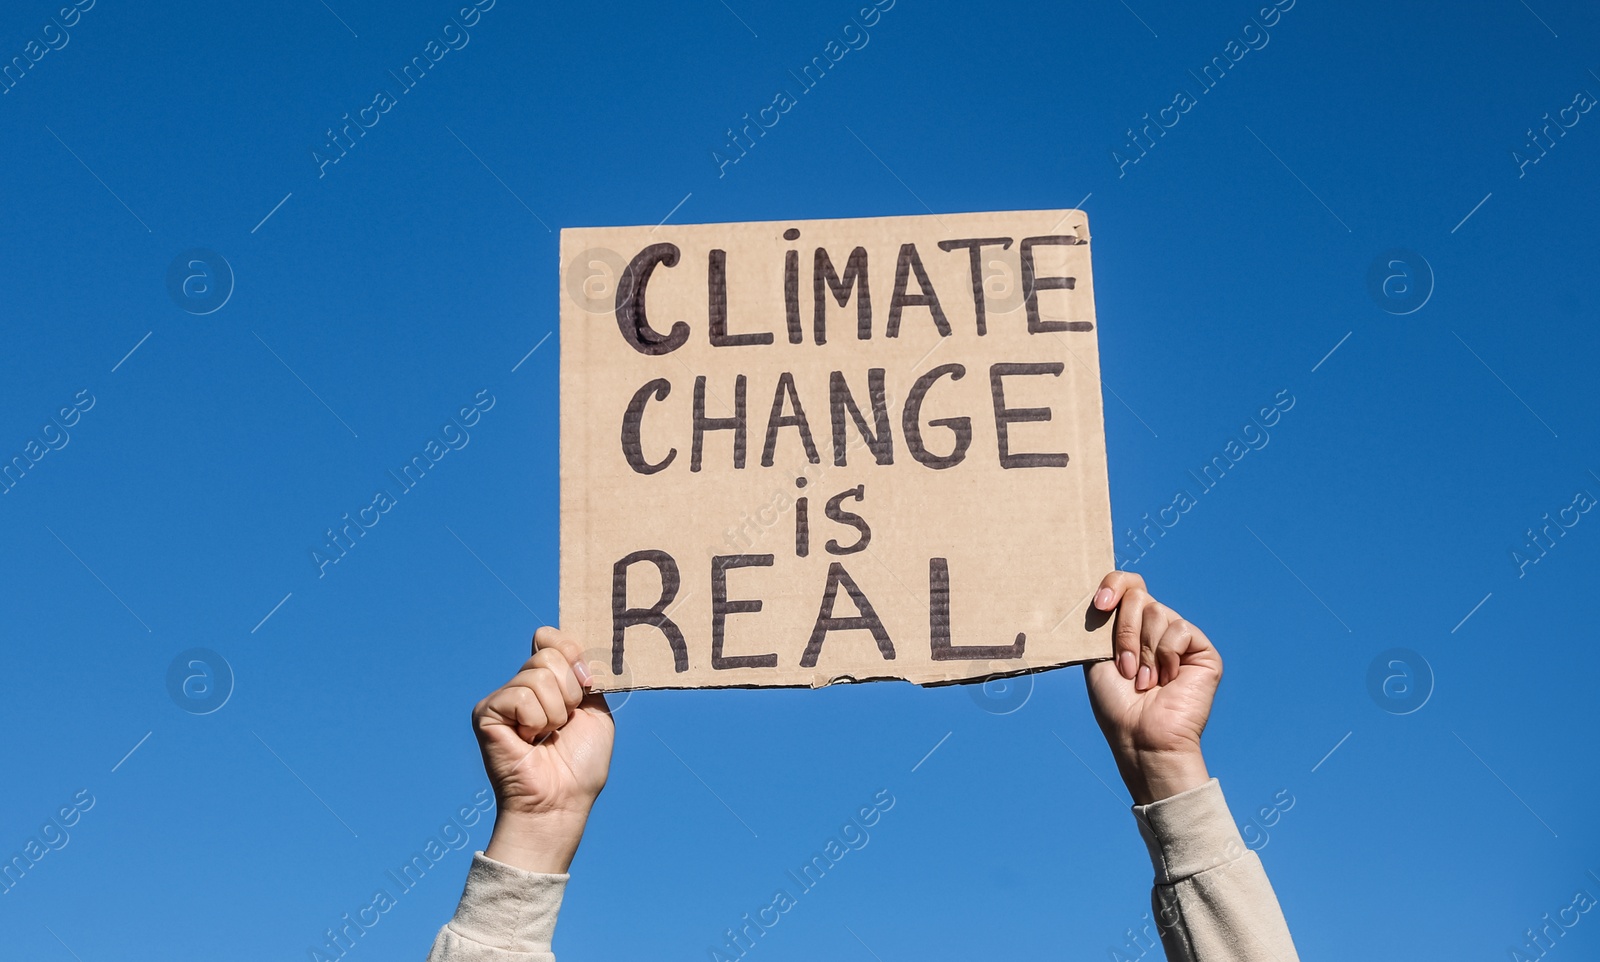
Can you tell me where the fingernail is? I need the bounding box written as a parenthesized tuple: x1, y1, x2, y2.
(1118, 651, 1136, 680)
(573, 660, 594, 687)
(1136, 665, 1152, 691)
(1094, 587, 1115, 611)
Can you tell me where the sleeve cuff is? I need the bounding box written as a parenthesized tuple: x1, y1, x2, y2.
(446, 852, 569, 952)
(1131, 777, 1247, 884)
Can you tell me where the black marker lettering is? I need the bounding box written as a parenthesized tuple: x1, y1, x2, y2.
(989, 362, 1069, 468)
(615, 243, 690, 355)
(799, 562, 894, 667)
(621, 378, 676, 475)
(885, 243, 951, 338)
(824, 485, 871, 555)
(611, 549, 687, 674)
(692, 375, 748, 471)
(929, 557, 1025, 660)
(936, 237, 1012, 335)
(785, 246, 803, 344)
(761, 372, 820, 467)
(1019, 235, 1092, 334)
(711, 554, 779, 669)
(709, 249, 773, 347)
(829, 368, 893, 466)
(813, 246, 872, 344)
(902, 363, 970, 470)
(795, 477, 810, 557)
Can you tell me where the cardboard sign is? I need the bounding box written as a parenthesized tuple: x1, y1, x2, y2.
(559, 209, 1113, 690)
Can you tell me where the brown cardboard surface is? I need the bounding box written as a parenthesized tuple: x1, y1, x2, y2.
(560, 209, 1113, 690)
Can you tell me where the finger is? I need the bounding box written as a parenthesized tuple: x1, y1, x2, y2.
(504, 655, 584, 715)
(1112, 587, 1152, 680)
(1137, 601, 1172, 691)
(529, 648, 585, 708)
(1153, 617, 1193, 687)
(1093, 570, 1147, 612)
(528, 669, 571, 729)
(1179, 620, 1223, 677)
(476, 685, 549, 742)
(534, 626, 594, 687)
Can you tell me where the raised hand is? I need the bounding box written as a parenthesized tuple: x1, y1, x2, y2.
(1082, 571, 1221, 805)
(474, 627, 614, 873)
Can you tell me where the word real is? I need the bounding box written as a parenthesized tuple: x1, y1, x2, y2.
(2, 388, 94, 495)
(709, 789, 895, 961)
(312, 0, 499, 178)
(312, 389, 494, 576)
(1113, 0, 1301, 177)
(2, 788, 94, 895)
(1512, 89, 1596, 178)
(305, 788, 493, 961)
(1510, 487, 1595, 577)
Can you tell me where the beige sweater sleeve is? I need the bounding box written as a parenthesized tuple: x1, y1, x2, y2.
(1133, 779, 1300, 962)
(425, 853, 568, 961)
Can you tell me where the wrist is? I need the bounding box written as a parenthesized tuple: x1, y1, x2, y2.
(483, 809, 590, 874)
(1115, 748, 1210, 806)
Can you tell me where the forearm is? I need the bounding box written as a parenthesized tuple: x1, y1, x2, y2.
(484, 811, 590, 875)
(1134, 779, 1300, 962)
(1111, 746, 1210, 807)
(427, 812, 587, 961)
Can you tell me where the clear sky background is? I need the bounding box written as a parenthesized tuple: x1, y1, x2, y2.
(3, 1, 1599, 959)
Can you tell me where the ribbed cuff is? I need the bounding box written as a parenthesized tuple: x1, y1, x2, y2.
(1132, 778, 1246, 884)
(447, 852, 569, 951)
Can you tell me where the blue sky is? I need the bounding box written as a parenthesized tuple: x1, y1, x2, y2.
(3, 0, 1599, 959)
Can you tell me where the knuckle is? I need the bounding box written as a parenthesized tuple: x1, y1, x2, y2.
(533, 672, 565, 704)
